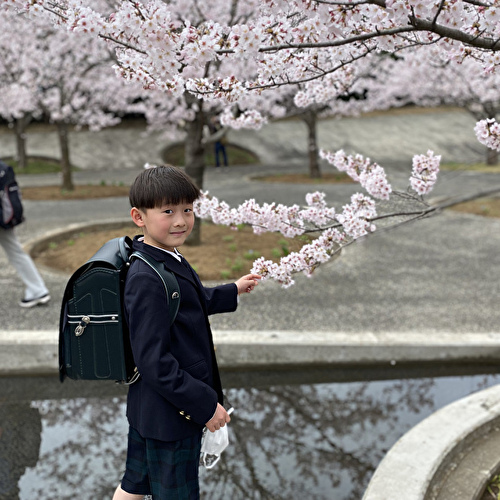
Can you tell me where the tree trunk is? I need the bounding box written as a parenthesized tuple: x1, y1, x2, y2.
(183, 95, 206, 246)
(14, 115, 31, 170)
(486, 147, 498, 166)
(57, 122, 74, 191)
(302, 109, 321, 179)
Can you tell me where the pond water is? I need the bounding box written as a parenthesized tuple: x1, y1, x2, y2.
(1, 368, 500, 500)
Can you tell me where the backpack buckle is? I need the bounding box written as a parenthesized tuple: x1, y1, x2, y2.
(75, 316, 90, 336)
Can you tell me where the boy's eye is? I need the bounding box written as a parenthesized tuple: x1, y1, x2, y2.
(184, 208, 193, 213)
(164, 209, 173, 214)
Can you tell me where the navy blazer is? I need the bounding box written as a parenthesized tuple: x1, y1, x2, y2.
(124, 237, 238, 442)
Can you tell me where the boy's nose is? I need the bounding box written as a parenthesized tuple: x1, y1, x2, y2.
(173, 215, 186, 226)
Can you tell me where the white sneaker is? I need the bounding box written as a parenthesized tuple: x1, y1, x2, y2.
(19, 293, 51, 308)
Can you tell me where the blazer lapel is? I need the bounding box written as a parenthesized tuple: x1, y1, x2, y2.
(163, 254, 198, 287)
(131, 238, 198, 286)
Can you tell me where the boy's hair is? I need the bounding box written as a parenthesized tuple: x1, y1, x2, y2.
(129, 165, 200, 209)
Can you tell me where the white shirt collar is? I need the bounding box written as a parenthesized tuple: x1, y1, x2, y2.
(138, 237, 182, 262)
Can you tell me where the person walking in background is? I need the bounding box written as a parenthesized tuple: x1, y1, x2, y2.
(208, 116, 228, 169)
(0, 160, 50, 308)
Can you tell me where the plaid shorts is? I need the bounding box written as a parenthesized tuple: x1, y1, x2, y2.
(121, 426, 203, 499)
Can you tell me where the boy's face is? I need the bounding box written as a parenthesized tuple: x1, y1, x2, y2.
(132, 202, 195, 252)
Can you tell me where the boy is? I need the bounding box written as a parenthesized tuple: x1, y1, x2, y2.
(113, 165, 260, 500)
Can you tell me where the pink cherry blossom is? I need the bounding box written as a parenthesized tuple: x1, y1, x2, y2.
(320, 150, 392, 200)
(475, 119, 500, 152)
(410, 150, 441, 196)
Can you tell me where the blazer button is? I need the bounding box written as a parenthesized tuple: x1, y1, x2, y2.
(179, 410, 185, 416)
(186, 415, 191, 420)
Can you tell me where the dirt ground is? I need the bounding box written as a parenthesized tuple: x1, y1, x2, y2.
(21, 184, 130, 200)
(34, 220, 310, 281)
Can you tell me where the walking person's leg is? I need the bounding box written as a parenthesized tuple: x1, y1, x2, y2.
(0, 227, 50, 307)
(214, 142, 222, 168)
(221, 143, 228, 167)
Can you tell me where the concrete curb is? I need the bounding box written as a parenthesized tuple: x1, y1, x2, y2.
(213, 330, 500, 368)
(363, 383, 500, 500)
(3, 330, 500, 376)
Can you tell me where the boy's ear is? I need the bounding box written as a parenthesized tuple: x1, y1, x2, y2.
(131, 207, 145, 228)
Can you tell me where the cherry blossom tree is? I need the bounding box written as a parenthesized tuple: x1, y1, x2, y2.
(118, 0, 261, 244)
(354, 48, 500, 165)
(3, 1, 496, 101)
(0, 6, 142, 189)
(2, 2, 500, 128)
(3, 0, 500, 284)
(224, 73, 371, 179)
(0, 10, 41, 169)
(30, 25, 131, 190)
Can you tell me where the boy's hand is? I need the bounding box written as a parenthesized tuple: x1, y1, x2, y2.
(235, 274, 261, 295)
(206, 403, 231, 432)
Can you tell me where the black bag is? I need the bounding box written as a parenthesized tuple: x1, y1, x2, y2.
(59, 236, 180, 384)
(0, 160, 24, 229)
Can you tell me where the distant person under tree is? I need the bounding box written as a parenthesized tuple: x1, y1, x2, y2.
(208, 117, 228, 169)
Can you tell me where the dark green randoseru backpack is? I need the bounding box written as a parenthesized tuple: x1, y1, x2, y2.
(59, 236, 180, 384)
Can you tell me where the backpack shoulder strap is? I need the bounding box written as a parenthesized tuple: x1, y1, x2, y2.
(130, 251, 180, 326)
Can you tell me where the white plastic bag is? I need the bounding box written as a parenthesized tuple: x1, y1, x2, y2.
(200, 408, 233, 469)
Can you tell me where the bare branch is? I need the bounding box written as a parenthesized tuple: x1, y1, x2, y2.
(99, 34, 147, 55)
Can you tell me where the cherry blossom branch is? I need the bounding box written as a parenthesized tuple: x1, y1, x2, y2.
(410, 17, 500, 51)
(99, 35, 148, 55)
(366, 184, 500, 241)
(218, 26, 419, 53)
(197, 179, 500, 288)
(188, 149, 442, 287)
(475, 118, 500, 151)
(192, 46, 375, 96)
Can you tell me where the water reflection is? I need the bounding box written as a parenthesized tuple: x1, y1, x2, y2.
(200, 380, 438, 499)
(0, 373, 498, 500)
(19, 398, 128, 499)
(0, 403, 41, 500)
